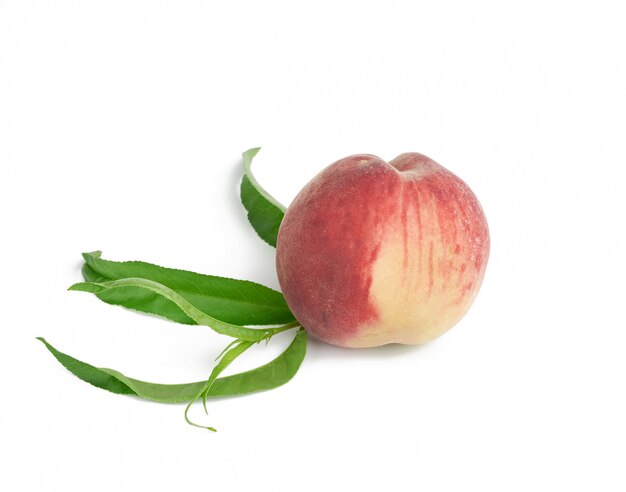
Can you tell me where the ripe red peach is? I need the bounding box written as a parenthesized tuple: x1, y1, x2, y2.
(276, 153, 490, 348)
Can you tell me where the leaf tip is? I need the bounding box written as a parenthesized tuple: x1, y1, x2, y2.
(68, 282, 104, 293)
(81, 250, 102, 262)
(36, 337, 51, 351)
(243, 147, 261, 159)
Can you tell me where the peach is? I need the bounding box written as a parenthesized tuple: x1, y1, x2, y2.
(276, 153, 490, 348)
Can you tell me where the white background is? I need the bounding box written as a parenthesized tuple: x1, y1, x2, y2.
(2, 0, 625, 490)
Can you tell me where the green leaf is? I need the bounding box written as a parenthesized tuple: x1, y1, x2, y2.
(188, 339, 255, 431)
(36, 329, 307, 403)
(202, 340, 255, 404)
(70, 277, 296, 341)
(240, 147, 286, 247)
(78, 251, 295, 326)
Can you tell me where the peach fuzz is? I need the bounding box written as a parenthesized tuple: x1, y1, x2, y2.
(276, 153, 490, 348)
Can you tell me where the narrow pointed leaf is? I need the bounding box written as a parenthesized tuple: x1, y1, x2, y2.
(240, 147, 286, 247)
(36, 329, 307, 403)
(197, 339, 255, 417)
(78, 251, 295, 326)
(69, 277, 288, 341)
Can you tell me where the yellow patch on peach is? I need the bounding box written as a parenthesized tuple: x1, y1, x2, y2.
(350, 190, 484, 347)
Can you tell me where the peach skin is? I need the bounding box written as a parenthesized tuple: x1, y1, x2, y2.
(276, 153, 489, 348)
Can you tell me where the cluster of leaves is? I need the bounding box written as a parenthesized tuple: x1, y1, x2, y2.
(38, 148, 306, 431)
